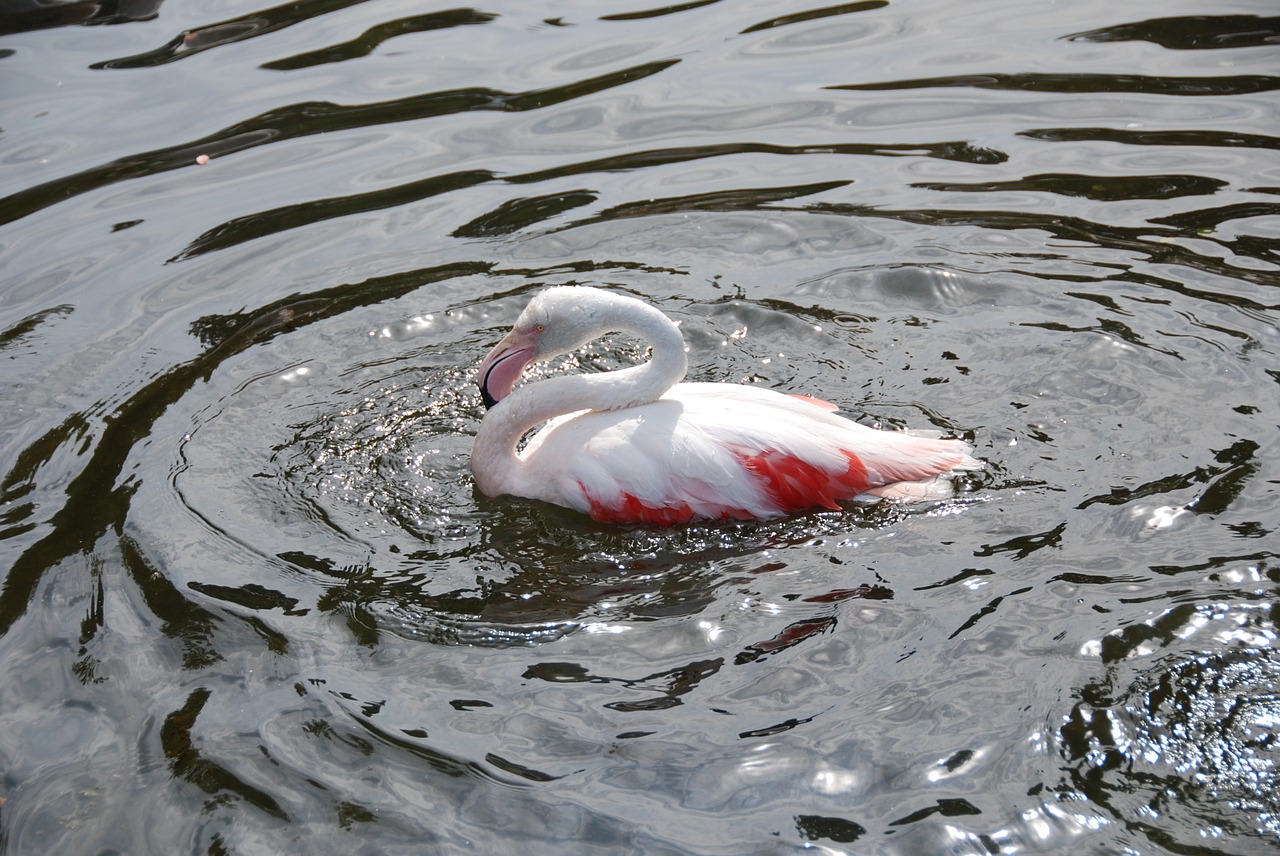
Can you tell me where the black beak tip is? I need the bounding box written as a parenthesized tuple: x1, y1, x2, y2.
(480, 385, 498, 410)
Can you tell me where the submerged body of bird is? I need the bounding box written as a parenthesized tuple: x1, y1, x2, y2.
(472, 287, 981, 524)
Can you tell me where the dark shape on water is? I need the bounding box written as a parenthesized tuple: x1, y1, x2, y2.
(599, 0, 722, 22)
(975, 523, 1067, 560)
(0, 0, 163, 34)
(948, 587, 1033, 640)
(795, 815, 866, 844)
(735, 616, 838, 665)
(0, 304, 74, 352)
(188, 298, 333, 349)
(739, 711, 822, 738)
(1186, 439, 1262, 517)
(829, 72, 1280, 97)
(1076, 438, 1259, 515)
(740, 0, 887, 35)
(91, 0, 372, 68)
(161, 687, 290, 819)
(797, 584, 892, 603)
(1021, 126, 1280, 151)
(0, 0, 96, 34)
(511, 140, 1008, 186)
(1151, 201, 1280, 230)
(913, 172, 1227, 202)
(574, 180, 851, 227)
(524, 658, 725, 712)
(888, 798, 983, 826)
(1066, 15, 1280, 51)
(119, 536, 224, 669)
(187, 581, 308, 616)
(483, 752, 565, 783)
(605, 658, 726, 712)
(452, 190, 598, 238)
(262, 9, 500, 71)
(449, 699, 494, 711)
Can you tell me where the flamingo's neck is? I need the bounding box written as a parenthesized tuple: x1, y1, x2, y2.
(472, 298, 688, 498)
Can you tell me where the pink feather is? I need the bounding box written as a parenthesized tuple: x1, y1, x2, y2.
(472, 288, 981, 524)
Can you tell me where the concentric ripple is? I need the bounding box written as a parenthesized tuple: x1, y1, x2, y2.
(138, 289, 967, 648)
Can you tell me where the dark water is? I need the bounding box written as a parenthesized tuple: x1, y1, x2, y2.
(2, 0, 1278, 853)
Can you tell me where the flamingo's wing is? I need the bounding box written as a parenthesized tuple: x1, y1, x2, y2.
(523, 398, 771, 523)
(522, 383, 979, 523)
(672, 384, 979, 506)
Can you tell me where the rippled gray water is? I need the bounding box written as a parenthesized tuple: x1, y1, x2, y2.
(1, 0, 1278, 853)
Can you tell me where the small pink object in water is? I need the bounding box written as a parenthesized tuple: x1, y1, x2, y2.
(472, 286, 982, 524)
(195, 154, 209, 166)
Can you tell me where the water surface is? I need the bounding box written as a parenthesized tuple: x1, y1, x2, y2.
(1, 0, 1278, 853)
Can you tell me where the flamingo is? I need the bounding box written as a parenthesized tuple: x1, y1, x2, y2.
(471, 287, 981, 524)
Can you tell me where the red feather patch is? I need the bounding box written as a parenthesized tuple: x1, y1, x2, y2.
(576, 447, 874, 524)
(733, 448, 870, 513)
(579, 484, 759, 525)
(581, 485, 696, 525)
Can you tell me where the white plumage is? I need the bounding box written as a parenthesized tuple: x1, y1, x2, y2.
(472, 287, 981, 524)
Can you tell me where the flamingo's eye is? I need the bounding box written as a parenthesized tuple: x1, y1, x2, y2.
(534, 323, 546, 333)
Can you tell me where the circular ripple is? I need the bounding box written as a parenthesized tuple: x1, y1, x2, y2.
(140, 293, 953, 647)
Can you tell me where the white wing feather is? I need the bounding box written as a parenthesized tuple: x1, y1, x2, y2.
(519, 383, 979, 519)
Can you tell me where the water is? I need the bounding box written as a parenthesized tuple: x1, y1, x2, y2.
(1, 0, 1277, 853)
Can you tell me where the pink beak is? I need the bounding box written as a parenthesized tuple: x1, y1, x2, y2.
(477, 332, 536, 409)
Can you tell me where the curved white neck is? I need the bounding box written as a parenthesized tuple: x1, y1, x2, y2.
(472, 298, 688, 497)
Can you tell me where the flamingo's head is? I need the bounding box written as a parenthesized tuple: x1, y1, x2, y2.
(477, 287, 614, 409)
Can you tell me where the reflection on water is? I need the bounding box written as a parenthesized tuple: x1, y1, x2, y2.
(1, 0, 1278, 852)
(1067, 14, 1280, 51)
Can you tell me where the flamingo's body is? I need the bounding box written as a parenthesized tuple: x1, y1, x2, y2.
(472, 287, 980, 524)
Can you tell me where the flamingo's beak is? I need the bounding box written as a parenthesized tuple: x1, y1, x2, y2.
(477, 332, 536, 410)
